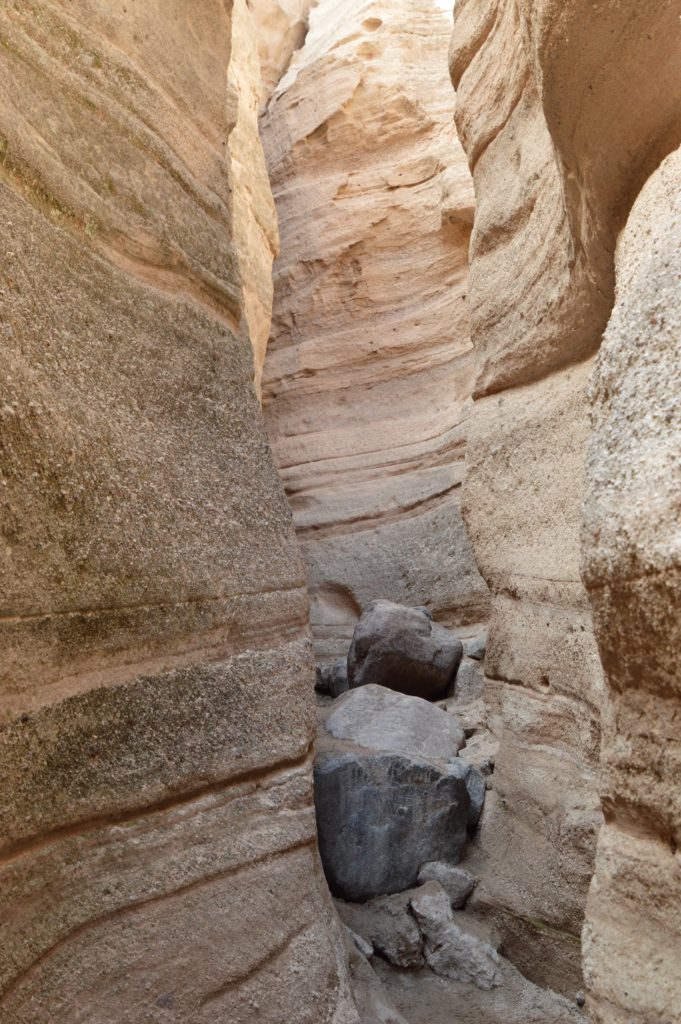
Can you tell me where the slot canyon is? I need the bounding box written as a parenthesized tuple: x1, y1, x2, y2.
(0, 1, 679, 1022)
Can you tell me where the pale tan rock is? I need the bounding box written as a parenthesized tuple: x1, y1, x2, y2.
(0, 3, 357, 1020)
(451, 0, 681, 1006)
(230, 0, 280, 393)
(261, 0, 490, 663)
(582, 146, 681, 1024)
(252, 0, 318, 104)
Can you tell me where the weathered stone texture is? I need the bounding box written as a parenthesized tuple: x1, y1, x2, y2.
(261, 0, 490, 663)
(0, 2, 357, 1020)
(582, 146, 681, 1024)
(452, 0, 681, 1005)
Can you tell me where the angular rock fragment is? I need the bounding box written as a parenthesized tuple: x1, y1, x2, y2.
(315, 657, 350, 697)
(445, 758, 486, 829)
(338, 891, 424, 969)
(348, 601, 463, 701)
(417, 862, 476, 909)
(314, 751, 470, 901)
(409, 882, 503, 990)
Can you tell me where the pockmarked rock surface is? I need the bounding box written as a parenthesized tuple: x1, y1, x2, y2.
(261, 0, 490, 663)
(348, 601, 464, 701)
(582, 145, 681, 1024)
(0, 3, 359, 1020)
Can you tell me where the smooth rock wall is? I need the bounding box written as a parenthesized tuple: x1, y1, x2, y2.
(261, 0, 490, 664)
(451, 0, 681, 1003)
(0, 2, 357, 1020)
(582, 146, 681, 1024)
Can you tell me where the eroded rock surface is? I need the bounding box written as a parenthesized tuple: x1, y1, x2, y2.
(261, 0, 490, 663)
(582, 145, 681, 1024)
(0, 3, 357, 1020)
(451, 0, 681, 1005)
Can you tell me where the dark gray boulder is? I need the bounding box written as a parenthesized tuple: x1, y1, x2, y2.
(315, 657, 350, 697)
(347, 600, 463, 701)
(314, 749, 470, 902)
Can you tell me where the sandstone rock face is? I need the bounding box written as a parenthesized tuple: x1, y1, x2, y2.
(0, 3, 357, 1020)
(252, 0, 318, 103)
(451, 0, 681, 1003)
(582, 146, 681, 1024)
(261, 0, 490, 664)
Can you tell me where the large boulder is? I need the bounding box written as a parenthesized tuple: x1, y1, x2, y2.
(347, 601, 463, 700)
(315, 685, 483, 901)
(315, 751, 470, 902)
(325, 684, 465, 758)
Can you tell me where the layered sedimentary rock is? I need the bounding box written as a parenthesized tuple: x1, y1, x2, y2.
(582, 147, 681, 1024)
(0, 2, 356, 1020)
(451, 0, 681, 1004)
(261, 0, 490, 664)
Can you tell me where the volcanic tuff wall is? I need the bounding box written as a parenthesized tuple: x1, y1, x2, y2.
(0, 2, 357, 1021)
(451, 0, 681, 1008)
(260, 0, 490, 664)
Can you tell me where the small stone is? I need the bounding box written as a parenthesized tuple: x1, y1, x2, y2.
(464, 631, 487, 661)
(346, 926, 374, 959)
(446, 758, 486, 828)
(315, 657, 349, 697)
(338, 892, 424, 969)
(417, 861, 476, 909)
(576, 992, 586, 1008)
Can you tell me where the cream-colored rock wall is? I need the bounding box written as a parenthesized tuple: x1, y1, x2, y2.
(452, 0, 681, 1004)
(261, 0, 490, 664)
(0, 2, 357, 1020)
(251, 0, 318, 104)
(582, 146, 681, 1024)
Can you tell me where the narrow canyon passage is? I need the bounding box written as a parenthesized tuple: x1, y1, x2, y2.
(0, 1, 678, 1023)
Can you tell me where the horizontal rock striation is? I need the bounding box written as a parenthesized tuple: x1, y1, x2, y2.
(0, 2, 357, 1020)
(261, 0, 490, 664)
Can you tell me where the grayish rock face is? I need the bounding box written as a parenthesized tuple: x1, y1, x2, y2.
(325, 684, 465, 760)
(446, 758, 486, 829)
(417, 863, 476, 909)
(316, 657, 350, 697)
(338, 891, 424, 970)
(453, 658, 485, 704)
(314, 751, 470, 902)
(409, 883, 503, 990)
(348, 601, 464, 701)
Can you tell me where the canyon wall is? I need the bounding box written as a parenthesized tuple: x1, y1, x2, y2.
(0, 2, 357, 1021)
(582, 144, 681, 1024)
(452, 0, 681, 1006)
(261, 0, 490, 665)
